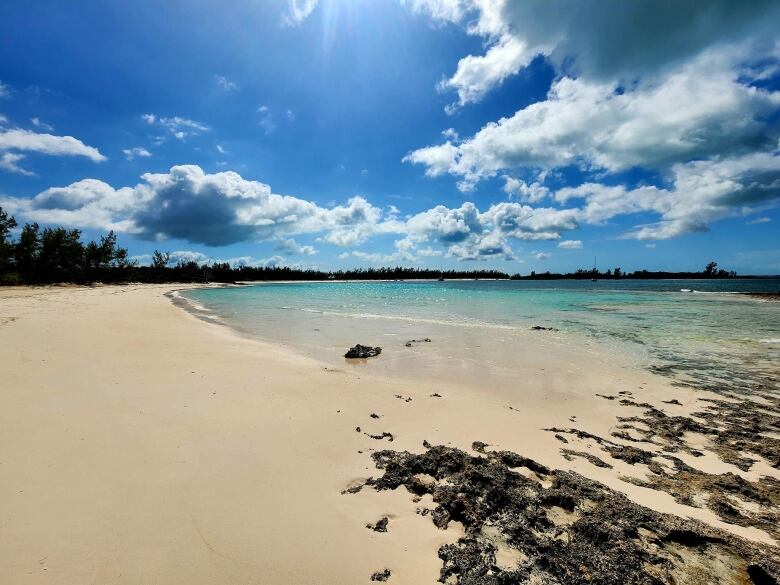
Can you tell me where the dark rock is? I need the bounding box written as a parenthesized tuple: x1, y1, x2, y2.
(345, 344, 382, 359)
(550, 393, 780, 540)
(340, 480, 365, 495)
(471, 441, 489, 453)
(747, 563, 778, 585)
(562, 449, 613, 468)
(531, 325, 559, 331)
(365, 431, 394, 442)
(366, 516, 389, 532)
(370, 568, 391, 581)
(605, 444, 655, 465)
(362, 444, 780, 584)
(409, 473, 437, 495)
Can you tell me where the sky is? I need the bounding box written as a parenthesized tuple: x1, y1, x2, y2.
(0, 0, 779, 274)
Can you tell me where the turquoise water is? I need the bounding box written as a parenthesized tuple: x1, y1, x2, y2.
(183, 279, 780, 393)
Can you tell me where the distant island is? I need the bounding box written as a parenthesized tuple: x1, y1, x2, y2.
(0, 208, 773, 285)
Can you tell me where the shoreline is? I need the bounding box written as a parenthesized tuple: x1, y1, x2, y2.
(1, 285, 777, 583)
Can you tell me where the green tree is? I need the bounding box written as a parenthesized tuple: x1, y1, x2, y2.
(15, 222, 41, 279)
(38, 227, 85, 282)
(84, 231, 131, 279)
(0, 207, 18, 275)
(151, 250, 171, 270)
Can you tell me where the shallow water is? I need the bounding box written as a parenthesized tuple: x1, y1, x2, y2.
(183, 279, 780, 394)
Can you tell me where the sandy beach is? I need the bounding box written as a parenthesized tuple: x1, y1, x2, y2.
(0, 285, 777, 584)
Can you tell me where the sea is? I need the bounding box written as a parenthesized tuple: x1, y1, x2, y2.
(179, 279, 780, 395)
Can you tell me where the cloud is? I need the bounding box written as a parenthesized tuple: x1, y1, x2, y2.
(122, 147, 152, 161)
(482, 202, 579, 240)
(407, 0, 780, 107)
(558, 240, 582, 249)
(342, 234, 446, 264)
(2, 178, 138, 232)
(401, 200, 578, 261)
(441, 128, 459, 141)
(132, 250, 286, 268)
(319, 197, 402, 247)
(165, 250, 285, 268)
(403, 0, 780, 249)
(406, 51, 780, 190)
(403, 0, 470, 24)
(402, 141, 459, 180)
(533, 252, 550, 260)
(0, 152, 35, 176)
(2, 164, 571, 260)
(503, 177, 549, 203)
(2, 165, 402, 248)
(556, 150, 780, 240)
(6, 146, 776, 262)
(215, 75, 238, 91)
(284, 0, 318, 26)
(0, 128, 106, 163)
(275, 237, 317, 255)
(257, 106, 295, 134)
(440, 33, 532, 110)
(747, 216, 771, 224)
(447, 230, 516, 261)
(346, 250, 412, 264)
(142, 114, 209, 141)
(0, 81, 9, 98)
(30, 117, 53, 131)
(645, 243, 656, 249)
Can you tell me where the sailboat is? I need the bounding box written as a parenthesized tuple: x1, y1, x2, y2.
(591, 256, 598, 281)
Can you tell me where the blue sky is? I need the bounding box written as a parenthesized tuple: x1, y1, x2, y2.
(1, 0, 779, 274)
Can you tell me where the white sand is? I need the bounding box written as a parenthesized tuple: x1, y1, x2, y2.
(0, 285, 773, 584)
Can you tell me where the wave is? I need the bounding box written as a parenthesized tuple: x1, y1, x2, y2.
(171, 291, 219, 317)
(679, 289, 745, 295)
(759, 338, 780, 344)
(274, 306, 527, 332)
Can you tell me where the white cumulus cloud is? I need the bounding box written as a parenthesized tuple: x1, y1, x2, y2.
(284, 0, 318, 26)
(0, 153, 35, 176)
(0, 128, 106, 162)
(406, 52, 780, 190)
(142, 114, 209, 141)
(122, 147, 152, 161)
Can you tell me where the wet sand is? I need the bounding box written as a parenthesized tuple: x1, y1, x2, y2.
(0, 285, 777, 584)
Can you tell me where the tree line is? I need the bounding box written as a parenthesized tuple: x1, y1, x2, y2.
(510, 261, 738, 280)
(0, 207, 744, 285)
